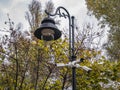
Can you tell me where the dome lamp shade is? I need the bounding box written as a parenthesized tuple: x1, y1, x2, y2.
(34, 17, 62, 41)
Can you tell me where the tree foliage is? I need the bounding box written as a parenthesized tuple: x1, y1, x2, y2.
(86, 0, 120, 61)
(0, 0, 120, 90)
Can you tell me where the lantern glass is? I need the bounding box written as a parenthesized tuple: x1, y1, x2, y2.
(41, 29, 55, 40)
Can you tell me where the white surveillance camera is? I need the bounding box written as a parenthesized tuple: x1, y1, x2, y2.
(75, 64, 92, 72)
(55, 58, 92, 72)
(81, 66, 92, 72)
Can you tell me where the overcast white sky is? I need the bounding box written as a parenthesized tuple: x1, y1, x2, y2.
(0, 0, 30, 30)
(0, 0, 108, 57)
(0, 0, 98, 31)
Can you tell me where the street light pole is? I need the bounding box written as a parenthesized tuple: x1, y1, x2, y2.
(71, 16, 76, 90)
(34, 6, 76, 90)
(45, 7, 76, 90)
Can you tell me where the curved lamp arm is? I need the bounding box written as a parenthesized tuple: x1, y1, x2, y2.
(45, 6, 75, 60)
(45, 6, 71, 19)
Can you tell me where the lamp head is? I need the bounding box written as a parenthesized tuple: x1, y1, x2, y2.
(34, 17, 61, 41)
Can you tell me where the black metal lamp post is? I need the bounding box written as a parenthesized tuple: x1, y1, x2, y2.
(34, 6, 76, 90)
